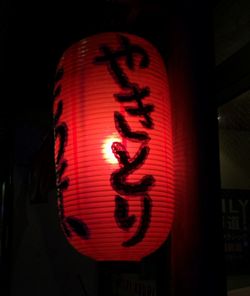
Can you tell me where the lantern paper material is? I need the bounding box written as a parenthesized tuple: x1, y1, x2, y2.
(53, 32, 174, 261)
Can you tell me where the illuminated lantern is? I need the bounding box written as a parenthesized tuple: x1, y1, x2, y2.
(53, 32, 174, 261)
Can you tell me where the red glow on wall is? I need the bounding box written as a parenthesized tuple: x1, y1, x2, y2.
(53, 32, 174, 261)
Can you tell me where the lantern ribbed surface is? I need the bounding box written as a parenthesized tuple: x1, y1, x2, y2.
(53, 32, 174, 261)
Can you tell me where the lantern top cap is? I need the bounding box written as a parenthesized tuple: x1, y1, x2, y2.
(60, 31, 159, 59)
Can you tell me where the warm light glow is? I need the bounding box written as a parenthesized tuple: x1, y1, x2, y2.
(102, 134, 121, 164)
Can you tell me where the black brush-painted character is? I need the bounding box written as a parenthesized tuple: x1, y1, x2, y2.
(114, 111, 150, 142)
(115, 193, 152, 247)
(111, 142, 154, 246)
(94, 35, 155, 246)
(53, 68, 90, 240)
(122, 194, 152, 247)
(111, 142, 154, 196)
(94, 35, 154, 129)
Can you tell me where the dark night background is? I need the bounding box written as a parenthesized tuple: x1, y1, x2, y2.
(1, 0, 250, 296)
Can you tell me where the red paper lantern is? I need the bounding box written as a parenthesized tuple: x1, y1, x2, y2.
(53, 32, 174, 261)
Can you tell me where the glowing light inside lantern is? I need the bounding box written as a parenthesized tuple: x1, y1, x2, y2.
(102, 134, 121, 164)
(53, 32, 175, 261)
